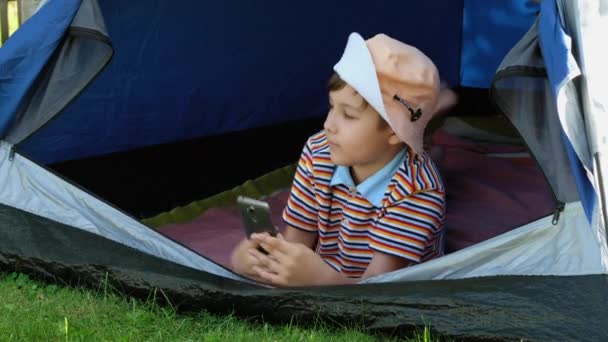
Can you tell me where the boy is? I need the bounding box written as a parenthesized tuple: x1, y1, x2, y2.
(231, 32, 448, 287)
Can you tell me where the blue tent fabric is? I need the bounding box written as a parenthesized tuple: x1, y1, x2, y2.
(19, 0, 463, 164)
(0, 0, 82, 138)
(538, 0, 595, 222)
(460, 0, 539, 88)
(8, 0, 573, 168)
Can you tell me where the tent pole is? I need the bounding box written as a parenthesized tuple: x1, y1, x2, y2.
(16, 0, 21, 25)
(0, 0, 8, 45)
(594, 154, 608, 241)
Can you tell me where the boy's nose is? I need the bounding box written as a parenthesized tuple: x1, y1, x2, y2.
(323, 111, 337, 133)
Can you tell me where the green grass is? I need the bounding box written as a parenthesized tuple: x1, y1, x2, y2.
(0, 272, 438, 341)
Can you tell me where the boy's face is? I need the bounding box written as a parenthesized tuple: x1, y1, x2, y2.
(324, 85, 400, 169)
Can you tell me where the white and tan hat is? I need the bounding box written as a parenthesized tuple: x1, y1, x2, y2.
(333, 32, 441, 154)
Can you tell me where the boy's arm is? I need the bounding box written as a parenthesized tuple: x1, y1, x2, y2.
(234, 134, 318, 278)
(249, 234, 413, 286)
(366, 189, 446, 279)
(360, 252, 413, 280)
(282, 224, 317, 249)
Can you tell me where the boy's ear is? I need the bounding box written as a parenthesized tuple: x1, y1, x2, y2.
(387, 130, 402, 146)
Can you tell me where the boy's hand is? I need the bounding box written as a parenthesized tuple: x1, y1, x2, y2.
(230, 238, 266, 280)
(248, 233, 330, 287)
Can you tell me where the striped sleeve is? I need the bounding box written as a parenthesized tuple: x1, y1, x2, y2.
(282, 141, 319, 232)
(369, 190, 445, 263)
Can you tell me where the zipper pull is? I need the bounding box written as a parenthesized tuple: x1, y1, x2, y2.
(552, 202, 565, 225)
(8, 146, 16, 161)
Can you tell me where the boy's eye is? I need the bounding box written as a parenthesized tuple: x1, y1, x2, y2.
(343, 112, 355, 120)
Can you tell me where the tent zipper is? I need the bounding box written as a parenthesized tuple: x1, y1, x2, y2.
(489, 65, 574, 225)
(9, 146, 16, 161)
(552, 201, 565, 225)
(488, 97, 564, 226)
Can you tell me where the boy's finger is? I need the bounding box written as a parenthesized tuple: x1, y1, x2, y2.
(264, 238, 294, 254)
(247, 247, 266, 260)
(252, 266, 285, 286)
(252, 234, 282, 251)
(250, 232, 270, 240)
(263, 245, 289, 264)
(252, 251, 283, 276)
(254, 253, 285, 276)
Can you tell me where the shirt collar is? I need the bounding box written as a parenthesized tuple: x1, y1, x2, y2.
(330, 149, 407, 207)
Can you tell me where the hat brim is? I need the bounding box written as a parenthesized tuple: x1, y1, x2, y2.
(333, 33, 389, 125)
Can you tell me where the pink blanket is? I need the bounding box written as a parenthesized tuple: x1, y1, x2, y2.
(160, 130, 555, 269)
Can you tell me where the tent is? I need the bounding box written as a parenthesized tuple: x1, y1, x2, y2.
(1, 0, 607, 340)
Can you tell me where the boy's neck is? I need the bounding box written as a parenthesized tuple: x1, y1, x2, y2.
(349, 167, 369, 186)
(349, 146, 405, 185)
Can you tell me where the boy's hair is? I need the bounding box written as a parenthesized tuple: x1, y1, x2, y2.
(327, 72, 388, 130)
(327, 72, 348, 92)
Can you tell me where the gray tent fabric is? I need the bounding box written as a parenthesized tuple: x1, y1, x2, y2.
(551, 0, 591, 172)
(5, 0, 112, 145)
(557, 0, 608, 235)
(71, 0, 108, 37)
(490, 18, 578, 204)
(2, 200, 607, 341)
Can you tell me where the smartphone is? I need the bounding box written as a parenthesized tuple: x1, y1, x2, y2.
(237, 196, 278, 238)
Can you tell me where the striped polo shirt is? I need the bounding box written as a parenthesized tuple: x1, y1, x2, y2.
(282, 130, 446, 278)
